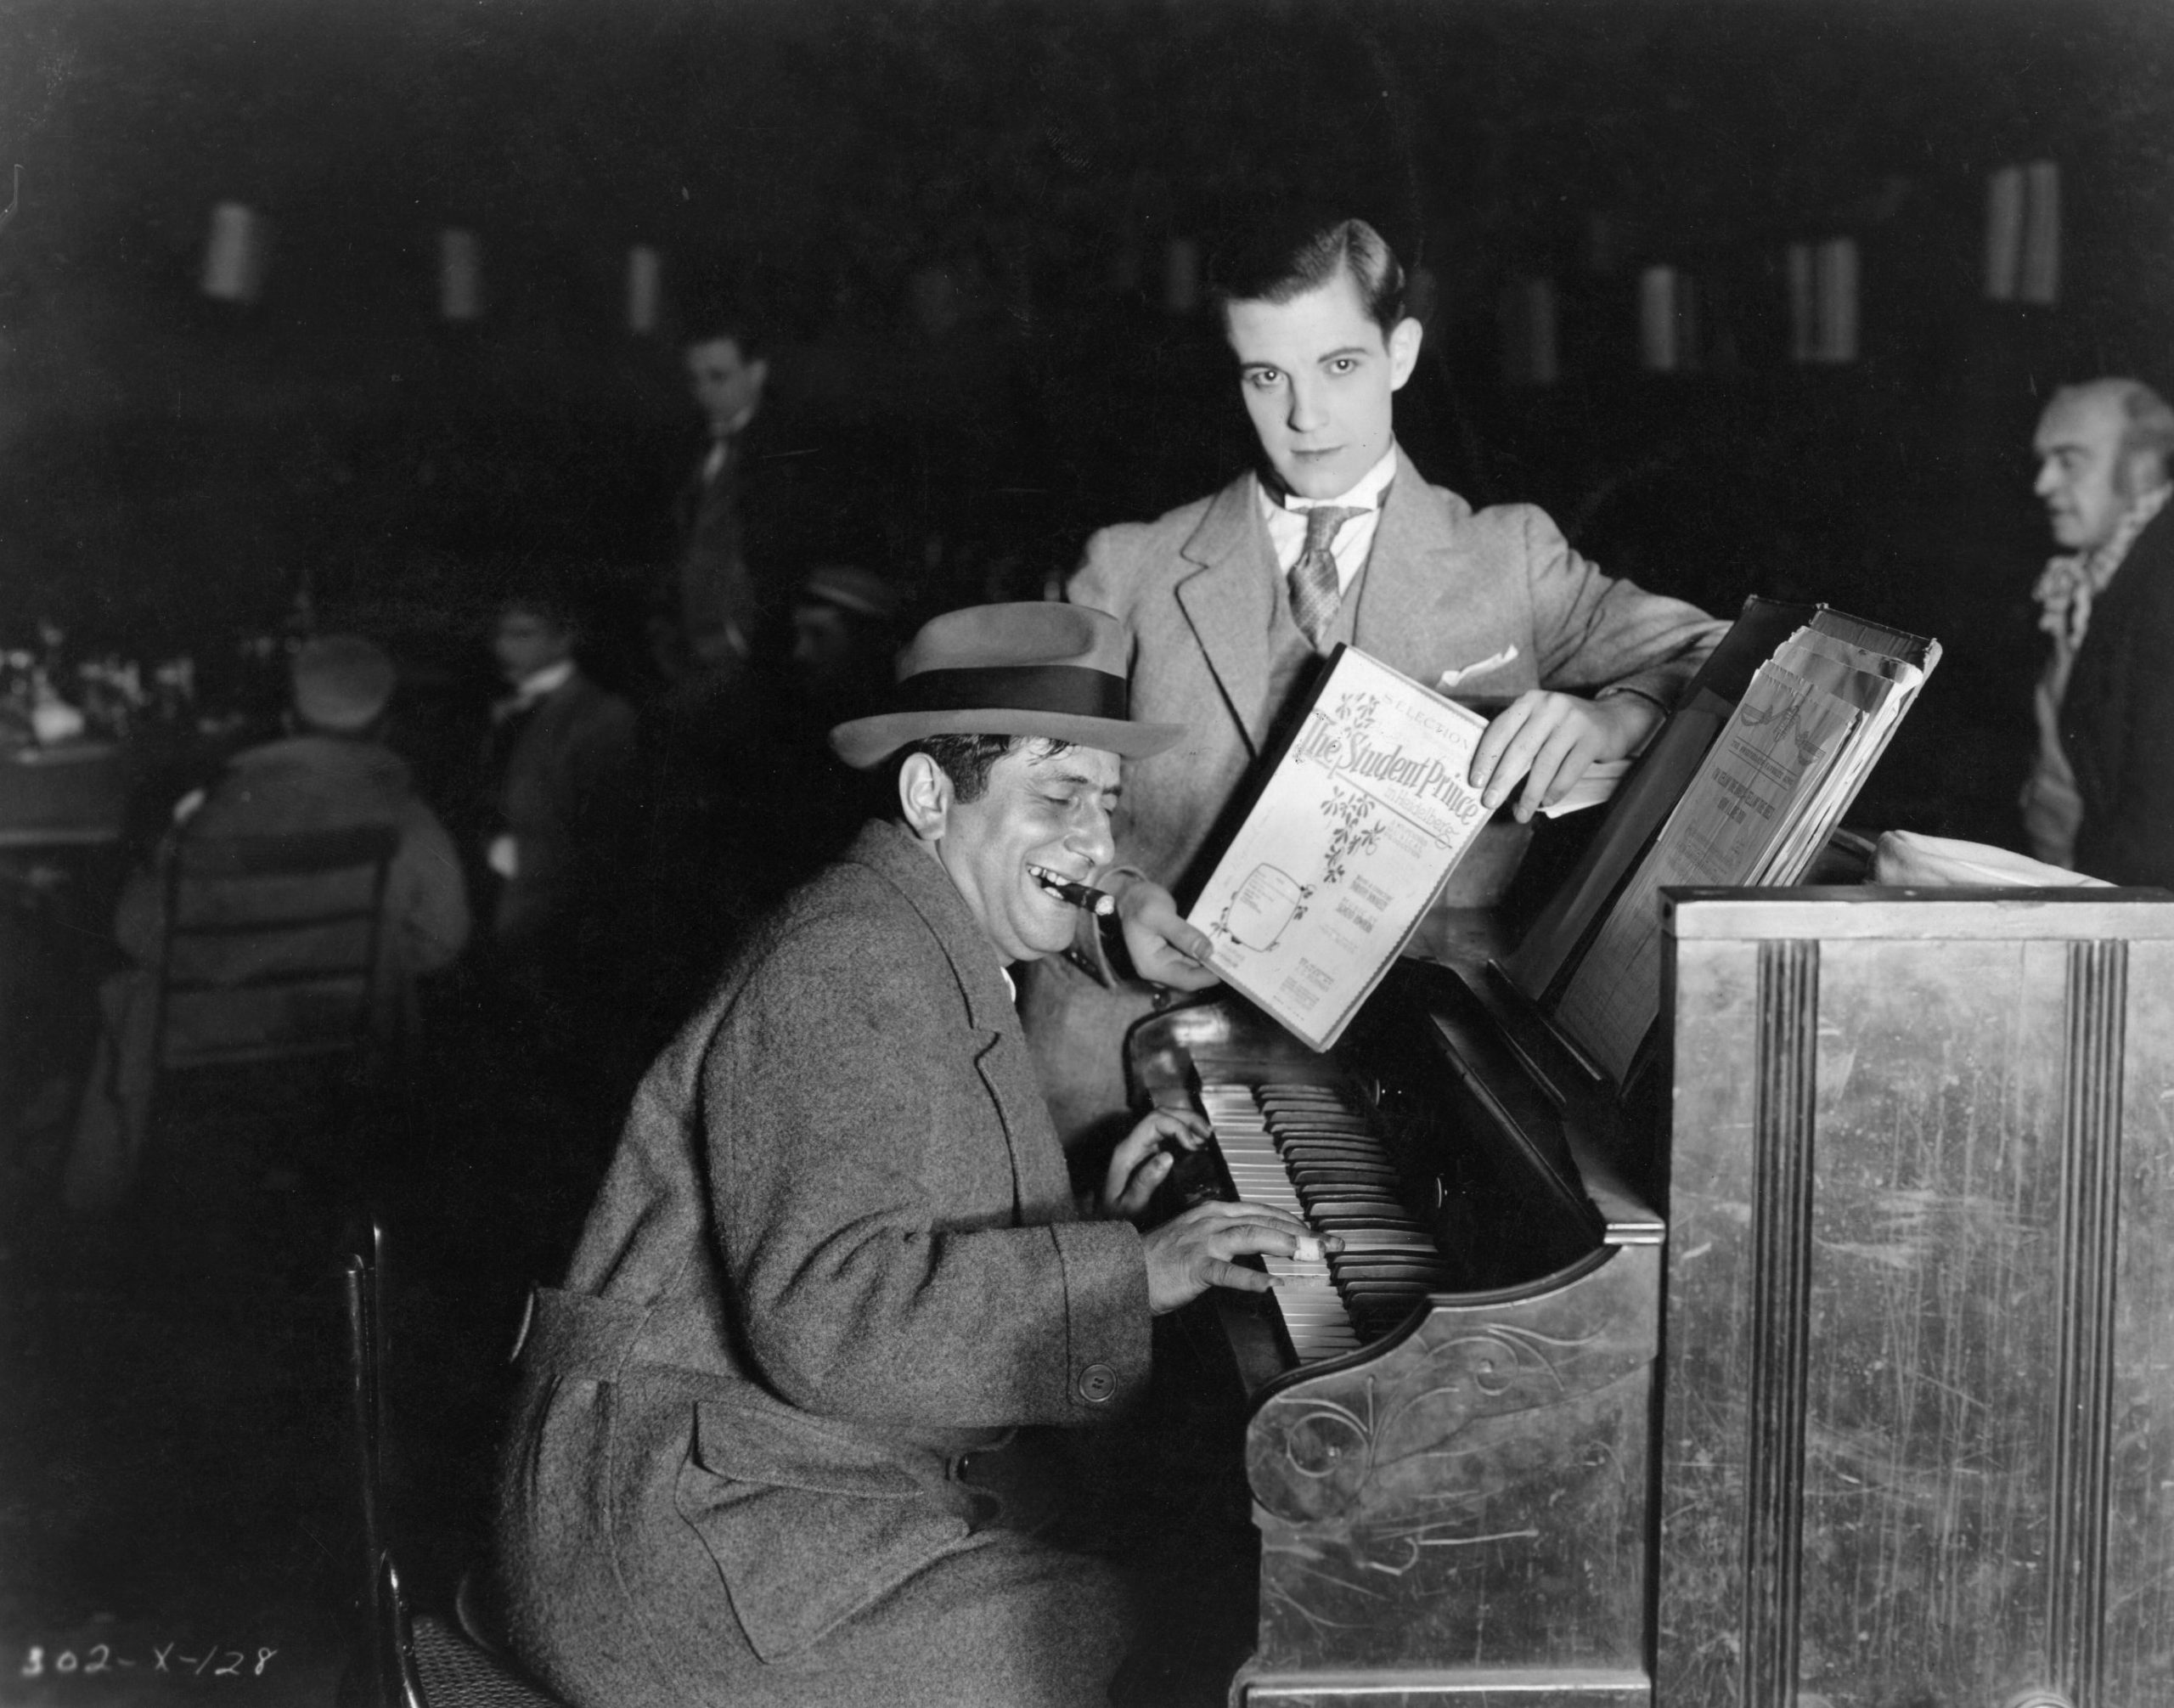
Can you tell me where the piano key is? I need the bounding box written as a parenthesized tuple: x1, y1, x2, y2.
(1294, 1191, 1408, 1210)
(1293, 1189, 1413, 1215)
(1284, 1160, 1394, 1179)
(1338, 1269, 1454, 1290)
(1284, 1155, 1399, 1175)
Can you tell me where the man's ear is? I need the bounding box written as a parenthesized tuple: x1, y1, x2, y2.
(748, 358, 771, 404)
(2123, 447, 2171, 502)
(898, 753, 953, 843)
(1387, 315, 1424, 392)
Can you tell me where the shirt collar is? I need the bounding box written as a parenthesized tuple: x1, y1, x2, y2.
(509, 658, 576, 706)
(1263, 443, 1399, 516)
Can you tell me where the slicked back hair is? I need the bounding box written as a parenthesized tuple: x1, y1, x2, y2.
(1210, 216, 1406, 340)
(2050, 378, 2174, 483)
(900, 734, 1076, 805)
(2115, 380, 2174, 478)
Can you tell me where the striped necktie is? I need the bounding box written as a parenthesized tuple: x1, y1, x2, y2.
(1287, 505, 1365, 647)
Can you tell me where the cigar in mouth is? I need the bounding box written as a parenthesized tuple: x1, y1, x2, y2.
(1051, 878, 1116, 916)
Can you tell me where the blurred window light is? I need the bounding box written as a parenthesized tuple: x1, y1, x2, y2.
(440, 228, 483, 322)
(202, 202, 267, 303)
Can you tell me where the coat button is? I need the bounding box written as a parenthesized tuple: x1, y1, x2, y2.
(1078, 1362, 1118, 1404)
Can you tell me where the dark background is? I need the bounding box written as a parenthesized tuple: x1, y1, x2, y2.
(3, 5, 2173, 1700)
(3, 0, 2171, 842)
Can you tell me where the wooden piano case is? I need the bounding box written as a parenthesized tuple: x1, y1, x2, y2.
(1160, 887, 2174, 1708)
(1657, 888, 2174, 1708)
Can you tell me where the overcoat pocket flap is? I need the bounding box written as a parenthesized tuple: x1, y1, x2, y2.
(678, 1401, 971, 1660)
(689, 1398, 931, 1497)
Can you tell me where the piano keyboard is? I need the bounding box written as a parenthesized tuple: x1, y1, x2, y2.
(1198, 1079, 1456, 1363)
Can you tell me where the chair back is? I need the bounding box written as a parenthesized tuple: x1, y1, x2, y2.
(375, 1553, 431, 1708)
(340, 1222, 569, 1708)
(343, 1224, 391, 1703)
(155, 822, 402, 1071)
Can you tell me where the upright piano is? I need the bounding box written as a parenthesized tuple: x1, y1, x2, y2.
(1123, 600, 2174, 1707)
(1132, 888, 2174, 1708)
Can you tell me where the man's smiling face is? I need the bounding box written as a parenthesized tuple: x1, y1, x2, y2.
(935, 741, 1120, 963)
(1224, 265, 1422, 501)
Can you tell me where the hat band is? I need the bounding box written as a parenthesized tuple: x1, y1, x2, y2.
(895, 663, 1129, 724)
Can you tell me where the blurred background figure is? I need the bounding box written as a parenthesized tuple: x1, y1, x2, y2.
(2020, 378, 2174, 884)
(478, 584, 639, 1010)
(652, 310, 773, 697)
(788, 562, 907, 722)
(64, 634, 469, 1210)
(748, 562, 910, 906)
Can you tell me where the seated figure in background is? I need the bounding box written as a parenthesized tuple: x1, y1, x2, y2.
(494, 603, 1321, 1708)
(2021, 377, 2174, 885)
(65, 634, 469, 1209)
(745, 562, 908, 901)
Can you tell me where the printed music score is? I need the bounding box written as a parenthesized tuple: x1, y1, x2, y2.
(1188, 647, 1495, 1052)
(1552, 615, 1938, 1081)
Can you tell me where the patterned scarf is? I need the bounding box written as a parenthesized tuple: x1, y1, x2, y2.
(2032, 481, 2172, 650)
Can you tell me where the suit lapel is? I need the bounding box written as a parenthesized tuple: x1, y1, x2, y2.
(1174, 474, 1278, 758)
(1350, 450, 1493, 684)
(1355, 453, 1450, 640)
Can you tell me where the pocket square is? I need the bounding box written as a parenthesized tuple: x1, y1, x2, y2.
(1435, 645, 1520, 692)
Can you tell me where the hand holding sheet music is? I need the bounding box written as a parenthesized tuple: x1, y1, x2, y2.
(1186, 648, 1495, 1052)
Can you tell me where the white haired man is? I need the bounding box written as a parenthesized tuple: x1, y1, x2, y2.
(2023, 377, 2174, 883)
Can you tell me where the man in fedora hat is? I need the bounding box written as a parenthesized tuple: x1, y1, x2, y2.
(494, 603, 1324, 1708)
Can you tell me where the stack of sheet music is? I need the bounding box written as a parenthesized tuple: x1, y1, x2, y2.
(1544, 606, 1940, 1083)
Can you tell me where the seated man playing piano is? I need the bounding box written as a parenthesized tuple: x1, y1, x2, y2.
(1023, 211, 1729, 1147)
(493, 602, 1325, 1708)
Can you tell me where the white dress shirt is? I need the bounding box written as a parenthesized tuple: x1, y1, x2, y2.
(1255, 444, 1400, 594)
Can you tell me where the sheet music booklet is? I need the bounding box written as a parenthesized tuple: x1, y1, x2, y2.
(1186, 646, 1494, 1052)
(1523, 599, 1940, 1084)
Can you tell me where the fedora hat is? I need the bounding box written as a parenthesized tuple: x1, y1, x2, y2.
(829, 602, 1181, 769)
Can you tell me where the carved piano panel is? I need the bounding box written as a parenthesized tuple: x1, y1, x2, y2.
(1244, 1244, 1656, 1688)
(1659, 892, 2174, 1708)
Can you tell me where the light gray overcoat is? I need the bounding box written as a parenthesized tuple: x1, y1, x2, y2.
(495, 820, 1152, 1708)
(1022, 452, 1729, 1142)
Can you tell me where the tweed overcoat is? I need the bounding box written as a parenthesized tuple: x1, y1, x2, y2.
(2062, 501, 2174, 887)
(1020, 451, 1728, 1144)
(494, 819, 1153, 1708)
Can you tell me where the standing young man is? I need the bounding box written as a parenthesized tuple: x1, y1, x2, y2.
(1026, 214, 1728, 1146)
